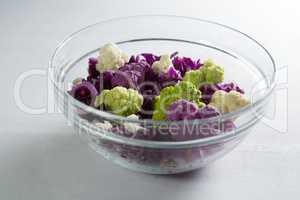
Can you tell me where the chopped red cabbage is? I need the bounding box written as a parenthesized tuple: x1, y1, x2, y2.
(141, 53, 160, 65)
(111, 70, 140, 89)
(167, 100, 199, 120)
(128, 55, 144, 64)
(93, 70, 114, 92)
(194, 105, 220, 119)
(172, 56, 202, 76)
(111, 61, 150, 89)
(88, 57, 99, 78)
(138, 84, 160, 119)
(70, 81, 98, 106)
(158, 66, 182, 88)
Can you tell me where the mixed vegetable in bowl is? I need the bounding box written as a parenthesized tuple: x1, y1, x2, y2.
(67, 42, 252, 172)
(69, 42, 250, 124)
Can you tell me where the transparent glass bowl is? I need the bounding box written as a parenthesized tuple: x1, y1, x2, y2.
(49, 15, 276, 174)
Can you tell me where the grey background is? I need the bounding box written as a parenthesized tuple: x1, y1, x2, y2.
(0, 0, 298, 199)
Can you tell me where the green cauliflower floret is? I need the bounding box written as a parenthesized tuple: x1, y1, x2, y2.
(182, 70, 205, 90)
(202, 59, 224, 84)
(95, 86, 143, 116)
(152, 81, 202, 120)
(183, 59, 224, 88)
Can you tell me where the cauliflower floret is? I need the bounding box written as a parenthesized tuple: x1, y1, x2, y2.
(226, 91, 250, 112)
(123, 114, 146, 133)
(152, 54, 172, 74)
(209, 90, 228, 113)
(183, 69, 205, 88)
(96, 42, 128, 72)
(209, 90, 250, 114)
(93, 120, 113, 131)
(183, 59, 224, 88)
(203, 60, 224, 84)
(94, 86, 143, 116)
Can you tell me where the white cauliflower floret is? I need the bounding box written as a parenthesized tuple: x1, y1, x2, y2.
(209, 90, 228, 113)
(226, 91, 250, 112)
(209, 90, 250, 114)
(152, 54, 172, 74)
(93, 120, 113, 131)
(123, 114, 146, 133)
(96, 42, 128, 72)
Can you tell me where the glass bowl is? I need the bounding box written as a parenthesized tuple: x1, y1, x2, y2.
(49, 15, 276, 174)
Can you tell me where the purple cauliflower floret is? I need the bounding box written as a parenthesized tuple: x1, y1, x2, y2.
(159, 66, 182, 81)
(120, 61, 149, 80)
(127, 55, 144, 64)
(172, 56, 202, 76)
(167, 99, 199, 121)
(88, 70, 114, 93)
(165, 104, 229, 141)
(111, 70, 140, 89)
(88, 57, 100, 78)
(111, 61, 150, 89)
(70, 81, 98, 106)
(138, 84, 160, 119)
(194, 105, 220, 119)
(95, 70, 114, 91)
(199, 84, 219, 104)
(141, 53, 160, 65)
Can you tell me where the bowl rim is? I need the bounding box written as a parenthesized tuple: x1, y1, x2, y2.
(49, 15, 276, 147)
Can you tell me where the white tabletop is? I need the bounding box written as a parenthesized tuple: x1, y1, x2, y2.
(1, 0, 298, 199)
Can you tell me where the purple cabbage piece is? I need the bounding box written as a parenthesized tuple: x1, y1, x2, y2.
(167, 100, 199, 121)
(134, 61, 161, 118)
(194, 105, 220, 119)
(144, 65, 160, 82)
(165, 104, 230, 141)
(172, 56, 202, 76)
(93, 70, 114, 92)
(70, 81, 98, 106)
(138, 83, 160, 119)
(200, 82, 245, 104)
(111, 61, 150, 89)
(119, 61, 149, 79)
(111, 70, 140, 89)
(167, 101, 220, 122)
(165, 101, 224, 141)
(88, 58, 99, 78)
(141, 53, 160, 65)
(199, 84, 220, 104)
(159, 66, 182, 82)
(128, 55, 144, 64)
(167, 66, 182, 80)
